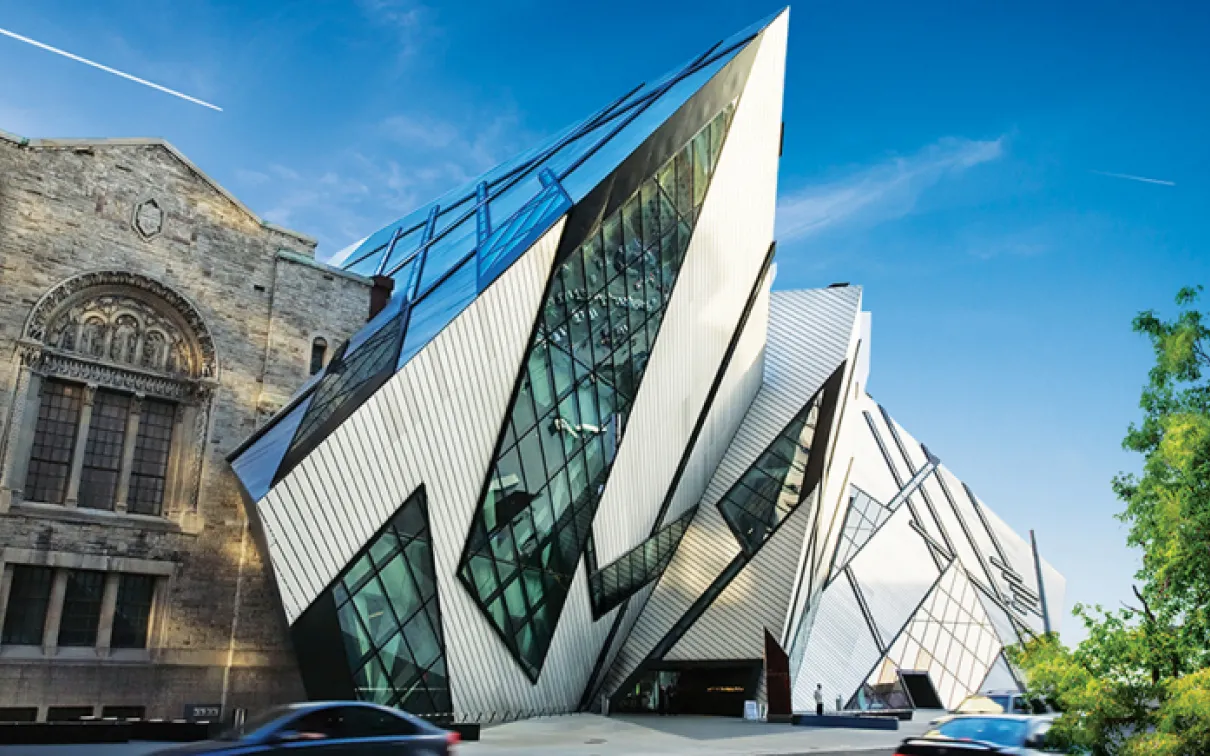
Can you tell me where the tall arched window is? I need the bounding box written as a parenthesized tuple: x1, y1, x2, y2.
(310, 337, 328, 376)
(10, 272, 218, 519)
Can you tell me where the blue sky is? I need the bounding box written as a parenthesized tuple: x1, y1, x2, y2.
(2, 0, 1208, 643)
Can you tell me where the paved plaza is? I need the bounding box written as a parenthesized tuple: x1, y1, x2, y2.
(0, 713, 932, 756)
(460, 713, 928, 756)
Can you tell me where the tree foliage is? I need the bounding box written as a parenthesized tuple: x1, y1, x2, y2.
(1012, 286, 1210, 755)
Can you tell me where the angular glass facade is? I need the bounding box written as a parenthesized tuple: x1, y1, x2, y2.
(327, 488, 452, 714)
(717, 393, 823, 554)
(588, 507, 696, 619)
(456, 104, 736, 680)
(829, 486, 893, 580)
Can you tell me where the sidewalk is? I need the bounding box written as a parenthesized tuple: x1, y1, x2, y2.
(460, 713, 929, 755)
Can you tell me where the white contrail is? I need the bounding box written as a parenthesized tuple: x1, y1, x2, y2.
(1090, 170, 1174, 187)
(0, 26, 222, 112)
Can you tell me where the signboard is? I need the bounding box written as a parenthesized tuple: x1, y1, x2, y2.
(184, 704, 222, 722)
(743, 700, 760, 721)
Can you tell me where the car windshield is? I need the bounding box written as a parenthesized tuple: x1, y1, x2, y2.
(216, 705, 296, 740)
(936, 717, 1030, 747)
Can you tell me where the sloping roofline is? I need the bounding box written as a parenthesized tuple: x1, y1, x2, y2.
(0, 127, 316, 247)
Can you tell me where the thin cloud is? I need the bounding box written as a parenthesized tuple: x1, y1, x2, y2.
(777, 136, 1005, 242)
(1090, 170, 1175, 187)
(244, 109, 541, 264)
(0, 26, 221, 111)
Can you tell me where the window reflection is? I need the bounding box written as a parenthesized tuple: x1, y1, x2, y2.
(458, 103, 736, 679)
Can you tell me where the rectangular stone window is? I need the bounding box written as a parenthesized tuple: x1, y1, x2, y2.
(112, 573, 156, 648)
(79, 390, 131, 511)
(46, 706, 94, 722)
(57, 569, 106, 647)
(127, 399, 175, 516)
(24, 380, 83, 504)
(0, 708, 37, 722)
(1, 564, 54, 645)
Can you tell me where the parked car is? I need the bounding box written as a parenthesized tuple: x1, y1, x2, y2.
(151, 701, 459, 755)
(895, 715, 1064, 754)
(929, 691, 1060, 726)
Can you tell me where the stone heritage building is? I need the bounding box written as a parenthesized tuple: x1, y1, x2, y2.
(0, 129, 372, 721)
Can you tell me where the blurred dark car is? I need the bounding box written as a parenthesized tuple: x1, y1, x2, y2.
(895, 714, 1066, 754)
(151, 701, 458, 755)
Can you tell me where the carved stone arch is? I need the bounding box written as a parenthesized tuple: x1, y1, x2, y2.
(23, 270, 219, 381)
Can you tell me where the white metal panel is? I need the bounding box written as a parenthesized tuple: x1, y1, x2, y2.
(847, 505, 941, 645)
(595, 13, 792, 696)
(657, 272, 771, 528)
(784, 303, 867, 657)
(256, 219, 566, 716)
(583, 269, 773, 707)
(589, 19, 787, 570)
(791, 576, 883, 711)
(664, 482, 813, 661)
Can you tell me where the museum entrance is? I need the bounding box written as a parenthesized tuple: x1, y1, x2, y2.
(611, 661, 762, 717)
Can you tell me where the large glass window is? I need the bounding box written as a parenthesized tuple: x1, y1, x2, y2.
(717, 393, 823, 554)
(57, 569, 106, 647)
(457, 103, 736, 679)
(588, 507, 695, 618)
(1, 565, 53, 645)
(79, 390, 131, 511)
(829, 487, 893, 582)
(112, 573, 156, 648)
(327, 488, 451, 715)
(127, 399, 175, 516)
(24, 380, 83, 504)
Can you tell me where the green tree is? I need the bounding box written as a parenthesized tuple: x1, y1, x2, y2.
(1012, 286, 1210, 755)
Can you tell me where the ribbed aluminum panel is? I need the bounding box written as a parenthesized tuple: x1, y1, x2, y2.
(847, 505, 942, 645)
(595, 14, 791, 697)
(785, 309, 869, 661)
(791, 574, 882, 711)
(657, 272, 771, 528)
(697, 287, 863, 519)
(589, 26, 785, 569)
(584, 270, 772, 706)
(664, 482, 813, 661)
(257, 219, 564, 714)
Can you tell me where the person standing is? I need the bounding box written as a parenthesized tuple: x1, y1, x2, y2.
(658, 684, 668, 716)
(815, 683, 824, 716)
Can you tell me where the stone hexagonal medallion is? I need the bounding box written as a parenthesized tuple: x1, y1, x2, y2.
(133, 198, 164, 240)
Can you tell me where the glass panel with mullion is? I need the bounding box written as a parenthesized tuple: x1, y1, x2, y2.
(566, 307, 595, 370)
(1, 565, 53, 645)
(353, 654, 394, 705)
(111, 573, 155, 649)
(24, 380, 83, 505)
(690, 128, 712, 212)
(290, 313, 403, 458)
(527, 343, 557, 420)
(460, 106, 735, 676)
(57, 569, 106, 647)
(378, 554, 422, 625)
(400, 259, 477, 366)
(418, 215, 477, 294)
(673, 148, 694, 220)
(581, 233, 609, 297)
(79, 390, 130, 511)
(515, 426, 546, 497)
(127, 398, 175, 516)
(554, 392, 584, 458)
(549, 344, 576, 400)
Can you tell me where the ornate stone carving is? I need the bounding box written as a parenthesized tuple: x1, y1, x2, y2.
(133, 198, 164, 240)
(15, 344, 207, 401)
(24, 271, 218, 380)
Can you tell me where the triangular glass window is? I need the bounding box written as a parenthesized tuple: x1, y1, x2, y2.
(457, 102, 737, 681)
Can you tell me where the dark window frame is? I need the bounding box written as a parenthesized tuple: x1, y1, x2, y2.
(1, 564, 54, 645)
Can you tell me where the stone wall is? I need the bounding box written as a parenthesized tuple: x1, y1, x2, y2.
(0, 133, 370, 720)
